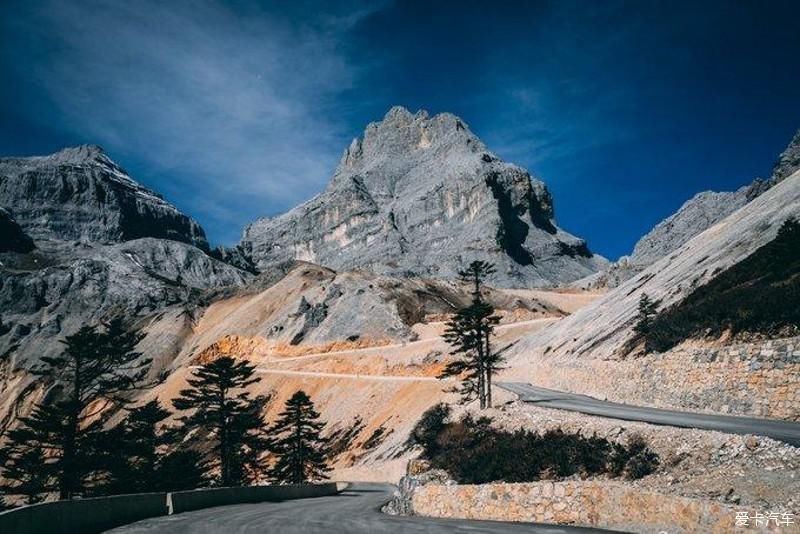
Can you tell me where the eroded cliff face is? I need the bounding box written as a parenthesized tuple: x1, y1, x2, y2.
(240, 107, 607, 288)
(0, 145, 208, 251)
(0, 147, 251, 375)
(581, 128, 800, 289)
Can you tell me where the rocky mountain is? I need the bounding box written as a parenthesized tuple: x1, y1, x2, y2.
(580, 129, 800, 289)
(0, 145, 208, 251)
(508, 168, 800, 365)
(771, 129, 800, 183)
(239, 107, 607, 288)
(0, 147, 253, 377)
(627, 188, 751, 267)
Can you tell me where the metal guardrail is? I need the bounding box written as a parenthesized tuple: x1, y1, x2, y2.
(0, 482, 345, 534)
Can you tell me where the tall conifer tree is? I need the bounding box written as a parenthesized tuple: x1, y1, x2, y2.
(268, 390, 331, 484)
(173, 356, 269, 486)
(438, 261, 503, 408)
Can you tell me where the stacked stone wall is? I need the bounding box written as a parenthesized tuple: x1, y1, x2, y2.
(411, 481, 740, 533)
(529, 337, 800, 420)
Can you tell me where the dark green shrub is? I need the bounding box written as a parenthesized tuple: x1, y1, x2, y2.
(625, 448, 660, 480)
(641, 218, 800, 352)
(416, 413, 659, 484)
(408, 403, 451, 456)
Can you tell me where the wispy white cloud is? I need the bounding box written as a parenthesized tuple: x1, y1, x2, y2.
(8, 0, 385, 243)
(472, 2, 643, 178)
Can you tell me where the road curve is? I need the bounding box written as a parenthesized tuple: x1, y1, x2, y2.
(105, 483, 617, 533)
(497, 382, 800, 447)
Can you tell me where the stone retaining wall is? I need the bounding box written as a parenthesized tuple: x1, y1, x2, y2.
(411, 481, 739, 533)
(531, 337, 800, 421)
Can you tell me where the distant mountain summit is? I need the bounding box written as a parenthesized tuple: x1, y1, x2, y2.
(583, 128, 800, 288)
(239, 106, 607, 287)
(0, 144, 208, 250)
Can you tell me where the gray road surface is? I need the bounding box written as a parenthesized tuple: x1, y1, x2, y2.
(497, 382, 800, 446)
(105, 483, 617, 533)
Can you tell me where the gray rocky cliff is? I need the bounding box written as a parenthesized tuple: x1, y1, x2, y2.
(239, 107, 607, 288)
(0, 239, 251, 370)
(583, 128, 800, 289)
(0, 145, 208, 251)
(0, 146, 251, 374)
(628, 189, 750, 267)
(770, 129, 800, 184)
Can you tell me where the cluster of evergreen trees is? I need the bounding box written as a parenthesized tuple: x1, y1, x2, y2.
(438, 261, 506, 409)
(631, 218, 800, 354)
(0, 320, 331, 507)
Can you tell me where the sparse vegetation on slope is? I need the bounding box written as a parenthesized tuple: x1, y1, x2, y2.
(410, 404, 659, 484)
(641, 218, 800, 353)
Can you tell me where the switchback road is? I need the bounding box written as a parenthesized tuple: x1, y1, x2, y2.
(497, 382, 800, 447)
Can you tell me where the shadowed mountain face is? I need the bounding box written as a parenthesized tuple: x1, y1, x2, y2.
(642, 218, 800, 352)
(0, 145, 208, 251)
(239, 107, 607, 288)
(0, 208, 35, 254)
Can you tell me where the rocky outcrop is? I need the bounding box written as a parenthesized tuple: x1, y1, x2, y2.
(383, 468, 454, 516)
(240, 107, 607, 288)
(0, 146, 251, 375)
(628, 189, 750, 267)
(0, 239, 250, 370)
(506, 169, 800, 366)
(0, 145, 208, 250)
(0, 208, 34, 254)
(770, 129, 800, 184)
(587, 129, 800, 289)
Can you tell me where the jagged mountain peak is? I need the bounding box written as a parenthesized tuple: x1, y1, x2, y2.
(336, 106, 487, 176)
(242, 107, 607, 288)
(48, 143, 108, 163)
(1, 144, 110, 170)
(771, 129, 800, 183)
(0, 146, 209, 251)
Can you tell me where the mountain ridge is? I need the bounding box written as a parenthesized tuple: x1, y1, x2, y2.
(0, 144, 209, 251)
(239, 106, 608, 288)
(578, 128, 800, 289)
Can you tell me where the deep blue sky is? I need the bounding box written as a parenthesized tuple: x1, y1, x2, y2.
(1, 0, 799, 259)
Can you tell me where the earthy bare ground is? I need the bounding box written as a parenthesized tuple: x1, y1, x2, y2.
(141, 309, 564, 483)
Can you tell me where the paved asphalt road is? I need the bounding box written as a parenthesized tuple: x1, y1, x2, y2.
(105, 483, 617, 533)
(497, 382, 800, 446)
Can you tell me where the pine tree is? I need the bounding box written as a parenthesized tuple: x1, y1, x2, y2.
(0, 448, 50, 504)
(458, 261, 497, 301)
(104, 399, 175, 494)
(439, 261, 502, 409)
(5, 318, 151, 499)
(634, 293, 659, 336)
(172, 357, 269, 487)
(268, 390, 331, 484)
(155, 449, 207, 492)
